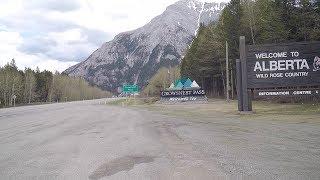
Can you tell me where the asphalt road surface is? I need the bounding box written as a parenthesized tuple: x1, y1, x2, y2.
(0, 99, 319, 179)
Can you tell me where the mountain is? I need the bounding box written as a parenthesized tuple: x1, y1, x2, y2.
(64, 0, 226, 92)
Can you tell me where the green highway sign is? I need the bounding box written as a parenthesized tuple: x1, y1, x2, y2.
(123, 85, 139, 93)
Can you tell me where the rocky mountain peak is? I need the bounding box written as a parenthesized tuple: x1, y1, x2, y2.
(64, 0, 225, 92)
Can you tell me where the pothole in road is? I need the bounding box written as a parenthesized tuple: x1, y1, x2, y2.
(89, 155, 155, 180)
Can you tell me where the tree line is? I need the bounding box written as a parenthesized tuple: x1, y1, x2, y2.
(0, 59, 111, 108)
(180, 0, 320, 97)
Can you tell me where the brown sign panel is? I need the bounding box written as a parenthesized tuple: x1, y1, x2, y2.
(247, 41, 320, 88)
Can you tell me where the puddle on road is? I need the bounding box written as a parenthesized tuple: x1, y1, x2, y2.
(89, 155, 155, 180)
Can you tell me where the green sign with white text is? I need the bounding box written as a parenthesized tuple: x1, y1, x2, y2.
(123, 85, 139, 93)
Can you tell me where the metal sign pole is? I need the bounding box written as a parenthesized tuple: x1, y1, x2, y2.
(236, 59, 243, 111)
(226, 41, 230, 102)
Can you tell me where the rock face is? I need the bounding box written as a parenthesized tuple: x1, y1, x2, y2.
(64, 0, 225, 92)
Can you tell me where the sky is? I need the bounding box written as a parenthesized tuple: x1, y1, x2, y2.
(0, 0, 229, 72)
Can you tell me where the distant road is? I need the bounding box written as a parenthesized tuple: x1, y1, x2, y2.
(0, 99, 319, 179)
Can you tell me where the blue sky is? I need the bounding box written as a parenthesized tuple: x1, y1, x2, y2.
(0, 0, 228, 72)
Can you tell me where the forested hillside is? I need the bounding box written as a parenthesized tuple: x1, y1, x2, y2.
(0, 59, 111, 108)
(181, 0, 320, 97)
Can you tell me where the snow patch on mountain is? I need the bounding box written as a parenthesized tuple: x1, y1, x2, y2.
(195, 2, 205, 35)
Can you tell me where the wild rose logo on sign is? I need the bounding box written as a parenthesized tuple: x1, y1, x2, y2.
(314, 56, 320, 72)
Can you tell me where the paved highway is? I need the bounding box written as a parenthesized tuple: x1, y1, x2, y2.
(0, 99, 319, 179)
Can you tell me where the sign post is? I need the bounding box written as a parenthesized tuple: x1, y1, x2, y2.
(122, 84, 139, 102)
(236, 59, 243, 111)
(239, 36, 252, 112)
(226, 41, 230, 102)
(12, 94, 16, 107)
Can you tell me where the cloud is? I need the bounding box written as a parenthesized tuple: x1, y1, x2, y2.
(82, 28, 110, 46)
(16, 27, 110, 62)
(26, 0, 81, 12)
(46, 28, 89, 60)
(0, 14, 76, 35)
(18, 36, 57, 55)
(0, 30, 78, 72)
(0, 0, 230, 72)
(111, 13, 129, 20)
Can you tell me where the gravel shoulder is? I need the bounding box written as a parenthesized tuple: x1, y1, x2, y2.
(0, 98, 319, 179)
(112, 99, 320, 179)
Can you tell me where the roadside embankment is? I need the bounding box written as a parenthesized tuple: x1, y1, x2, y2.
(107, 98, 320, 123)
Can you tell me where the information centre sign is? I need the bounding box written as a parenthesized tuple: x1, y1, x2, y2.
(254, 89, 320, 97)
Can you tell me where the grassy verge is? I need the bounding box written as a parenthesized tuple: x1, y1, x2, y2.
(107, 97, 158, 106)
(252, 101, 320, 115)
(107, 98, 320, 123)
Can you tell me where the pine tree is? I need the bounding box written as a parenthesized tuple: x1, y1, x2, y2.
(24, 68, 36, 104)
(254, 0, 288, 43)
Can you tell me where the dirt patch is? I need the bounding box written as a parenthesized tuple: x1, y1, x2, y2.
(89, 156, 155, 180)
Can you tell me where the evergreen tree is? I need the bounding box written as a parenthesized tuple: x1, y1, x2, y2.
(35, 70, 53, 102)
(254, 0, 288, 43)
(23, 68, 36, 104)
